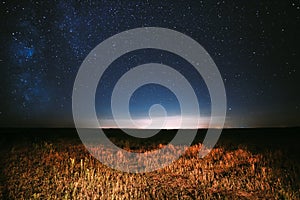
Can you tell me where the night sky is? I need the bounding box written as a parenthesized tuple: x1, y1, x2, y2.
(0, 1, 299, 128)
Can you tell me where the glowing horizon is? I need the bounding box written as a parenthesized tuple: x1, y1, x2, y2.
(74, 115, 230, 129)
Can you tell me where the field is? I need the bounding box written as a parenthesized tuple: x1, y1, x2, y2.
(0, 128, 299, 199)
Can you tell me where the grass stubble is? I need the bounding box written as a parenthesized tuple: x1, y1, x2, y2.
(1, 138, 299, 200)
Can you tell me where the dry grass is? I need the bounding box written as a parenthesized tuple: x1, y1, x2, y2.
(1, 141, 300, 199)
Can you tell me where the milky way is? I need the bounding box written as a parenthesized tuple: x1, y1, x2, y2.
(0, 0, 299, 127)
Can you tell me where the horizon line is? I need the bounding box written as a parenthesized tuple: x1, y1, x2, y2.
(0, 126, 299, 129)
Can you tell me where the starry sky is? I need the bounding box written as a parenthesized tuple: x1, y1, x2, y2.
(0, 0, 299, 128)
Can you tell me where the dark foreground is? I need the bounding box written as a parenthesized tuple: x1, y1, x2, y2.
(0, 128, 299, 199)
